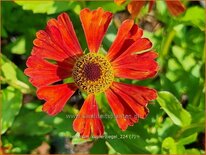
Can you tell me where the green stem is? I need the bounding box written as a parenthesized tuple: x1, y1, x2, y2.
(161, 29, 176, 58)
(159, 28, 176, 70)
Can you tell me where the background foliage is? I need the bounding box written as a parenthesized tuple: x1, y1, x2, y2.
(1, 0, 205, 154)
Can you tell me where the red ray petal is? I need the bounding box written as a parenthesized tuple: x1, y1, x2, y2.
(80, 8, 112, 53)
(107, 19, 143, 62)
(32, 13, 83, 61)
(127, 0, 146, 18)
(81, 120, 91, 138)
(37, 84, 77, 116)
(32, 31, 68, 61)
(112, 51, 159, 80)
(24, 55, 73, 88)
(105, 82, 157, 130)
(165, 0, 186, 16)
(105, 88, 138, 131)
(57, 13, 83, 56)
(112, 82, 157, 105)
(114, 38, 152, 61)
(73, 94, 104, 138)
(111, 87, 148, 118)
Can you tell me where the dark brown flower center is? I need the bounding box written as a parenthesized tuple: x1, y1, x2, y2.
(83, 63, 102, 81)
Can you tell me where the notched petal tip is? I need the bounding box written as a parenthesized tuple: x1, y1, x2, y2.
(73, 94, 104, 138)
(80, 7, 113, 53)
(112, 50, 159, 80)
(37, 84, 77, 116)
(31, 12, 83, 62)
(57, 12, 69, 19)
(107, 19, 145, 62)
(105, 82, 158, 130)
(24, 55, 73, 88)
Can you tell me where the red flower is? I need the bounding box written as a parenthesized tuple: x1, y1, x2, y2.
(115, 0, 186, 18)
(25, 8, 158, 138)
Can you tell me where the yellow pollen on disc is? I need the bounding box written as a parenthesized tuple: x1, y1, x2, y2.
(72, 53, 114, 94)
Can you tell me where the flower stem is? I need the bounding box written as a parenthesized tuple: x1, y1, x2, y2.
(161, 29, 176, 58)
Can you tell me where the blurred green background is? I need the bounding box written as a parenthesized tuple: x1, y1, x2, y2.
(1, 0, 205, 154)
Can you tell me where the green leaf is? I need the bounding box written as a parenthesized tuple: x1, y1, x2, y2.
(160, 75, 179, 98)
(10, 106, 76, 137)
(177, 133, 197, 146)
(90, 139, 108, 154)
(157, 91, 191, 127)
(162, 137, 185, 154)
(15, 1, 79, 14)
(187, 105, 205, 124)
(105, 128, 149, 154)
(1, 62, 17, 82)
(2, 134, 44, 154)
(175, 121, 204, 139)
(2, 2, 47, 34)
(179, 6, 205, 31)
(1, 86, 23, 134)
(10, 110, 53, 136)
(162, 137, 176, 153)
(1, 54, 33, 93)
(185, 148, 202, 154)
(158, 118, 180, 139)
(11, 37, 26, 54)
(106, 138, 135, 154)
(52, 113, 75, 137)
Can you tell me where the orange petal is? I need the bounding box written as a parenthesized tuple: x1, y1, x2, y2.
(105, 87, 139, 130)
(80, 8, 112, 53)
(111, 87, 149, 119)
(165, 0, 186, 16)
(113, 82, 157, 106)
(112, 81, 157, 111)
(32, 13, 83, 61)
(107, 19, 143, 62)
(24, 55, 73, 88)
(127, 0, 146, 18)
(57, 13, 83, 56)
(37, 84, 77, 116)
(32, 31, 68, 61)
(112, 51, 159, 80)
(81, 120, 91, 138)
(105, 81, 157, 129)
(73, 94, 104, 138)
(114, 0, 126, 5)
(114, 38, 152, 61)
